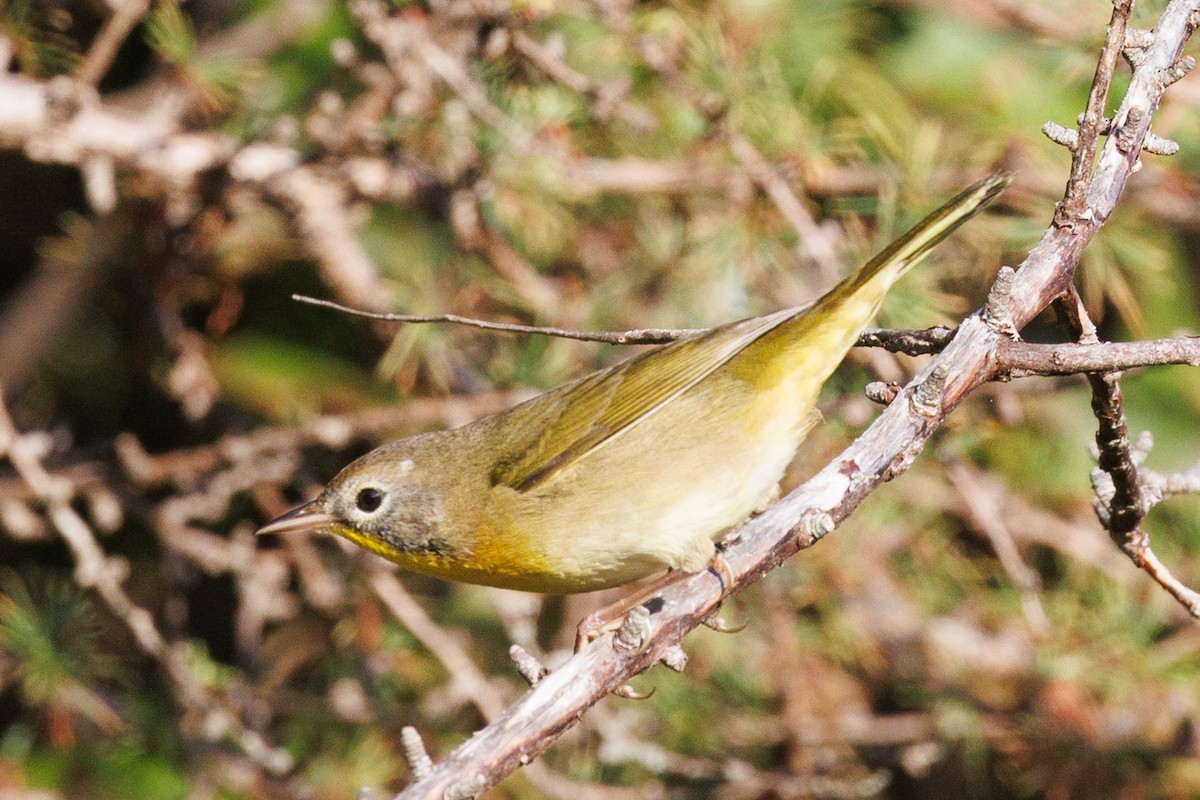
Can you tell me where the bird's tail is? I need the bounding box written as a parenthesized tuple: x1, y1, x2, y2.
(748, 172, 1009, 393)
(820, 172, 1010, 310)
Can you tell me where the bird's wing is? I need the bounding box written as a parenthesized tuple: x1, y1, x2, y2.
(490, 308, 794, 492)
(491, 172, 1011, 494)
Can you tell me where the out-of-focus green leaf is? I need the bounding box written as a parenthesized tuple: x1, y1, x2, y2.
(210, 334, 393, 419)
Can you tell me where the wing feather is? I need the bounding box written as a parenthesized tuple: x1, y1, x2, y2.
(491, 308, 794, 492)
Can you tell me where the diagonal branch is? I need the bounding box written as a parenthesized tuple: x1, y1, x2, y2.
(75, 0, 153, 87)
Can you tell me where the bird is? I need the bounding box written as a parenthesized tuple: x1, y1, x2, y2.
(258, 174, 1007, 601)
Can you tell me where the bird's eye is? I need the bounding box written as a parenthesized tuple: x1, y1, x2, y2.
(355, 487, 384, 513)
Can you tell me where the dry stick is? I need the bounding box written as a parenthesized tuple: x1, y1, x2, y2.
(371, 568, 508, 721)
(292, 294, 703, 344)
(973, 4, 1200, 620)
(996, 336, 1200, 374)
(1044, 0, 1200, 617)
(0, 391, 293, 775)
(252, 161, 391, 313)
(390, 4, 1200, 797)
(75, 0, 153, 87)
(935, 461, 1127, 578)
(1089, 368, 1200, 615)
(946, 461, 1049, 636)
(371, 568, 658, 800)
(293, 293, 950, 348)
(296, 293, 1200, 373)
(1056, 0, 1132, 224)
(1059, 281, 1200, 617)
(727, 131, 843, 278)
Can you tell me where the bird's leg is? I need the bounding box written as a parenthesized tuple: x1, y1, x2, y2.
(575, 568, 686, 651)
(700, 547, 745, 634)
(574, 552, 740, 651)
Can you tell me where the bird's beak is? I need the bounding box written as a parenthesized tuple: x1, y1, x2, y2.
(256, 501, 333, 536)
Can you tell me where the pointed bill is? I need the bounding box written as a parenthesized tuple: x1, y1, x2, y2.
(256, 501, 332, 536)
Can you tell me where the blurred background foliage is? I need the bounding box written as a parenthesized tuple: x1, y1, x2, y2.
(3, 0, 1200, 798)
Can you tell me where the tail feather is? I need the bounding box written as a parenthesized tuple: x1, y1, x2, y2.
(750, 172, 1009, 391)
(830, 172, 1011, 304)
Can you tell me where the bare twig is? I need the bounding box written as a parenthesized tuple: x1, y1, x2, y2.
(1087, 371, 1200, 617)
(370, 568, 508, 721)
(1055, 0, 1132, 224)
(447, 188, 565, 316)
(75, 0, 152, 87)
(727, 130, 842, 279)
(1124, 539, 1200, 614)
(293, 293, 954, 352)
(1051, 272, 1200, 623)
(997, 335, 1200, 374)
(1049, 288, 1200, 618)
(947, 461, 1049, 636)
(296, 293, 1200, 376)
(372, 568, 657, 800)
(235, 148, 390, 312)
(857, 326, 957, 355)
(1050, 3, 1200, 620)
(292, 294, 703, 344)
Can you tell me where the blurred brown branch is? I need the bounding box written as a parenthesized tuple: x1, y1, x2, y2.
(0, 388, 294, 776)
(74, 0, 151, 87)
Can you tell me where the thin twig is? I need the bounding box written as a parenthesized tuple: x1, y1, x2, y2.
(1128, 539, 1200, 615)
(75, 0, 152, 87)
(997, 336, 1200, 374)
(370, 568, 507, 720)
(1052, 285, 1200, 619)
(296, 294, 1200, 375)
(292, 294, 702, 344)
(947, 461, 1049, 636)
(294, 292, 952, 351)
(727, 130, 842, 278)
(1056, 0, 1133, 224)
(371, 568, 656, 800)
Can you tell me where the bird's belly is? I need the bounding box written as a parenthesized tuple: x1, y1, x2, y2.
(480, 376, 816, 593)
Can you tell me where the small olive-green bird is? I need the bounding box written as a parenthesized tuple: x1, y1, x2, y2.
(259, 174, 1007, 594)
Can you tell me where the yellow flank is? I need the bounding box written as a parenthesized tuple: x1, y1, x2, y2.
(257, 174, 1010, 594)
